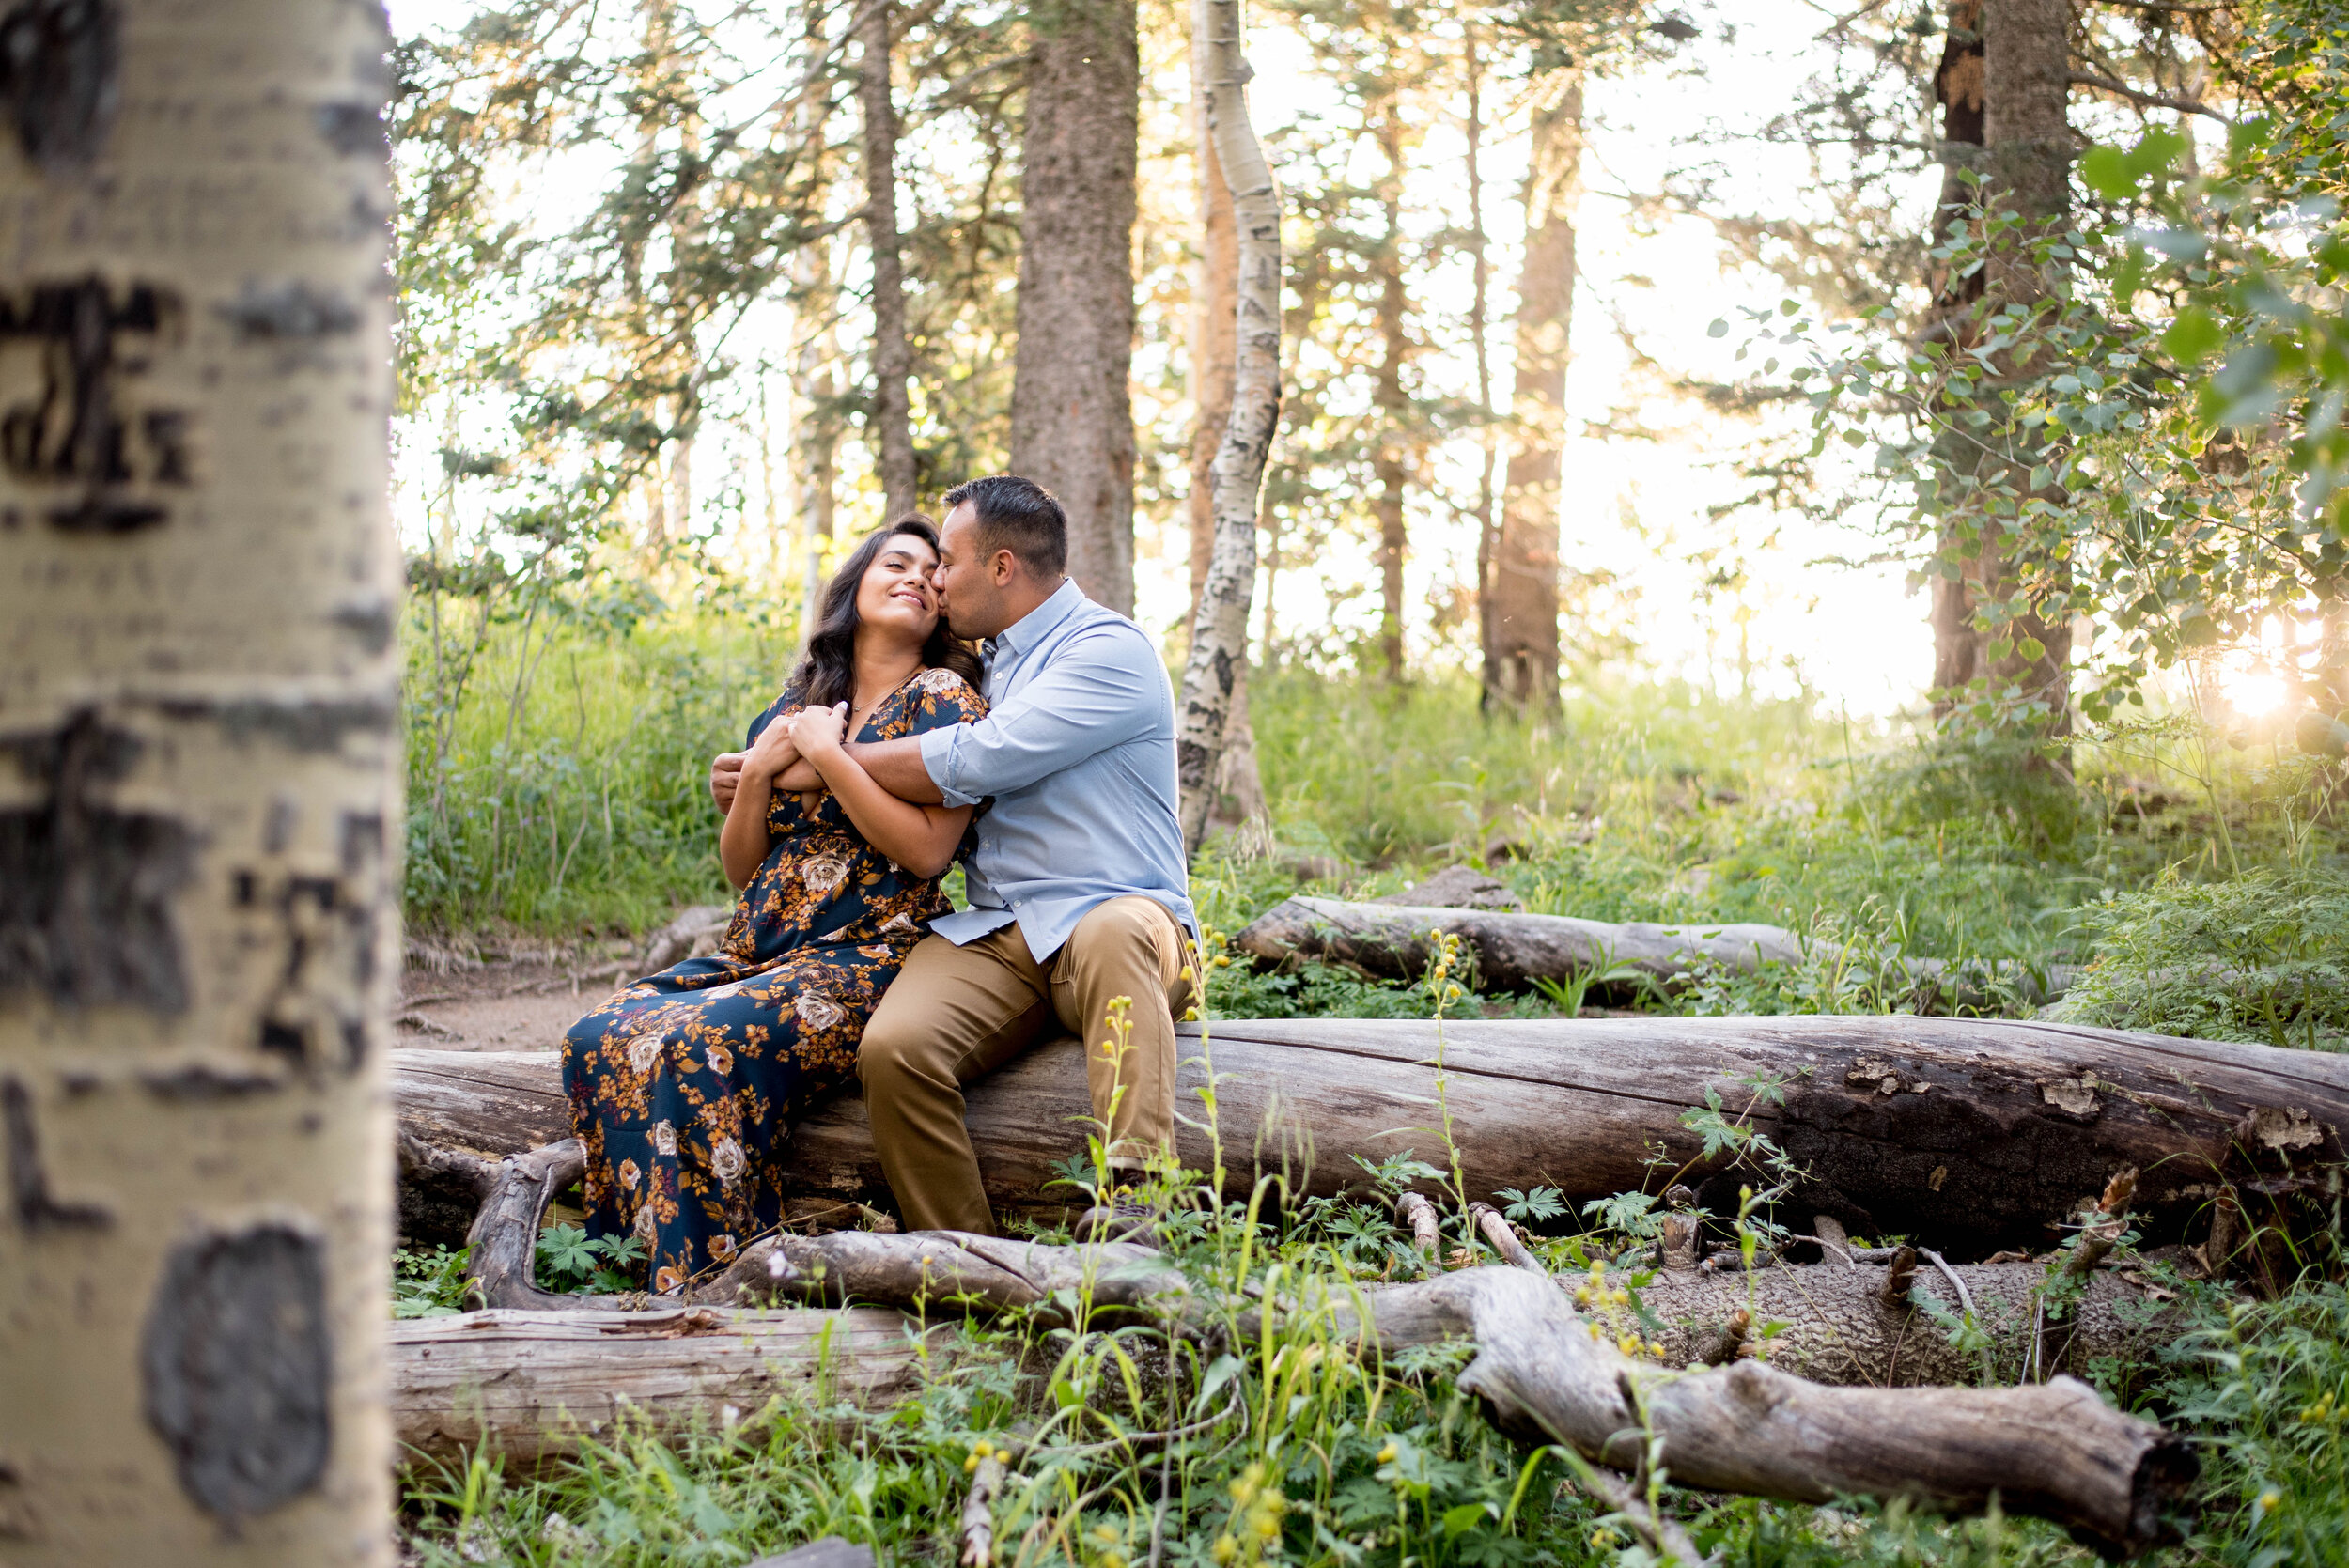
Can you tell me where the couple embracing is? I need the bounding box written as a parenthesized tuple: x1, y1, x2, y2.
(558, 474, 1198, 1295)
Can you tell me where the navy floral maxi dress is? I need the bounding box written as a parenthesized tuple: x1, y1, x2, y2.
(561, 667, 987, 1295)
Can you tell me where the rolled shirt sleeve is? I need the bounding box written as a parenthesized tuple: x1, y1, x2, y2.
(919, 625, 1159, 807)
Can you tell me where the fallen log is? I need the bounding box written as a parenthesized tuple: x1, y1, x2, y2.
(397, 1012, 2349, 1255)
(1235, 896, 2081, 1008)
(1361, 1266, 2190, 1553)
(413, 1229, 2189, 1551)
(701, 1224, 2176, 1390)
(392, 1304, 943, 1468)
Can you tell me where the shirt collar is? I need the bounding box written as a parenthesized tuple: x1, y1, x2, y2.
(985, 577, 1084, 662)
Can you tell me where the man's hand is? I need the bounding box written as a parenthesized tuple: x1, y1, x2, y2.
(709, 751, 745, 815)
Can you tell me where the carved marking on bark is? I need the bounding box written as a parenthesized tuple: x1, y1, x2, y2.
(141, 1225, 332, 1520)
(158, 695, 397, 753)
(0, 0, 118, 175)
(0, 709, 193, 1012)
(313, 100, 386, 158)
(0, 276, 189, 531)
(3, 1076, 110, 1229)
(216, 282, 360, 342)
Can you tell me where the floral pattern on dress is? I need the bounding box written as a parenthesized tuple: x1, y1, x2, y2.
(560, 666, 987, 1294)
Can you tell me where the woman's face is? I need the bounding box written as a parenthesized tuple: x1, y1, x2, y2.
(854, 533, 941, 644)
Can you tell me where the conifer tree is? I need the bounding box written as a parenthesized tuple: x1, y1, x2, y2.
(1010, 0, 1141, 613)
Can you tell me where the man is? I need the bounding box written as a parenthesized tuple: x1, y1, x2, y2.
(710, 474, 1196, 1234)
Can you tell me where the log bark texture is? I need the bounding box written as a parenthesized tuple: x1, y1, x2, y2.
(397, 1009, 2349, 1256)
(0, 3, 402, 1560)
(391, 1305, 941, 1468)
(1237, 894, 2079, 1006)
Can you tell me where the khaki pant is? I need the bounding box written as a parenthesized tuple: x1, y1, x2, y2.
(857, 895, 1194, 1234)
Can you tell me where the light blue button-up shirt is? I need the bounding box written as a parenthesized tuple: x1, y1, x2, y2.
(920, 578, 1198, 960)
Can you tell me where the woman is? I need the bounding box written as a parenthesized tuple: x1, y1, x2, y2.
(561, 517, 986, 1294)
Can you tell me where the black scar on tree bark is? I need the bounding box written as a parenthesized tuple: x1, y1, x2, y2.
(142, 1225, 333, 1521)
(0, 709, 194, 1013)
(0, 0, 119, 176)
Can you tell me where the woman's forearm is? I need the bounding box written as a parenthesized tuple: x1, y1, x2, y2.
(718, 767, 776, 889)
(808, 748, 972, 878)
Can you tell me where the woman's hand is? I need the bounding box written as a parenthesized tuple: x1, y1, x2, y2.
(744, 713, 802, 782)
(787, 702, 851, 767)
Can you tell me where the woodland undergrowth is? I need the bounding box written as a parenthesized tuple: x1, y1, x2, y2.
(397, 619, 2349, 1566)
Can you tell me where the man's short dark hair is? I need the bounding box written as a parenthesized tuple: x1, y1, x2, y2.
(943, 474, 1067, 578)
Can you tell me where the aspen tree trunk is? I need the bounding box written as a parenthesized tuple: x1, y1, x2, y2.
(1187, 30, 1237, 620)
(1373, 109, 1409, 685)
(0, 3, 399, 1562)
(1185, 7, 1264, 836)
(1927, 0, 1989, 712)
(1010, 0, 1139, 614)
(860, 0, 916, 522)
(1175, 0, 1280, 853)
(1488, 71, 1581, 716)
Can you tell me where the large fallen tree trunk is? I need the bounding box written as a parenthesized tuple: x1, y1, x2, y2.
(1237, 896, 2082, 1008)
(397, 1231, 2191, 1551)
(397, 1013, 2349, 1255)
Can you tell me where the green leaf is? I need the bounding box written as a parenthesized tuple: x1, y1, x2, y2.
(1443, 1503, 1486, 1537)
(2163, 307, 2225, 365)
(1706, 318, 1728, 338)
(2019, 636, 2047, 661)
(2080, 145, 2134, 201)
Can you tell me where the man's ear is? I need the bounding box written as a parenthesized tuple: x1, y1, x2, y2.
(992, 549, 1019, 585)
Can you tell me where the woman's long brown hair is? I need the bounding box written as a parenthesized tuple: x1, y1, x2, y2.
(786, 514, 984, 710)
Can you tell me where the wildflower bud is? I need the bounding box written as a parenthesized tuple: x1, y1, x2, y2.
(1377, 1441, 1397, 1463)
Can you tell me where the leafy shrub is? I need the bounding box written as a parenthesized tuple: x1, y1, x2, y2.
(394, 1245, 472, 1318)
(2060, 869, 2349, 1050)
(537, 1223, 647, 1294)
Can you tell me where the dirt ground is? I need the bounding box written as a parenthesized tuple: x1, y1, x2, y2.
(396, 951, 633, 1052)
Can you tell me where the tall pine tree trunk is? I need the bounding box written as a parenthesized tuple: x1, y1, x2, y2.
(1466, 32, 1501, 704)
(861, 0, 916, 521)
(1176, 0, 1281, 852)
(1373, 109, 1409, 685)
(1927, 0, 1988, 711)
(1011, 0, 1138, 614)
(0, 2, 399, 1560)
(1487, 71, 1582, 715)
(1980, 0, 2074, 737)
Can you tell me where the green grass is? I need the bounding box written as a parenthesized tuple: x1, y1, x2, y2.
(397, 600, 2349, 1567)
(395, 1136, 2349, 1568)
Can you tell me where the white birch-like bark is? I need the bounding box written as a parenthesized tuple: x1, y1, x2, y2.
(0, 3, 399, 1561)
(1175, 0, 1280, 853)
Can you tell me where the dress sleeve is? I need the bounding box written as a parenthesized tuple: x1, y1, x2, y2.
(905, 671, 988, 737)
(745, 688, 801, 750)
